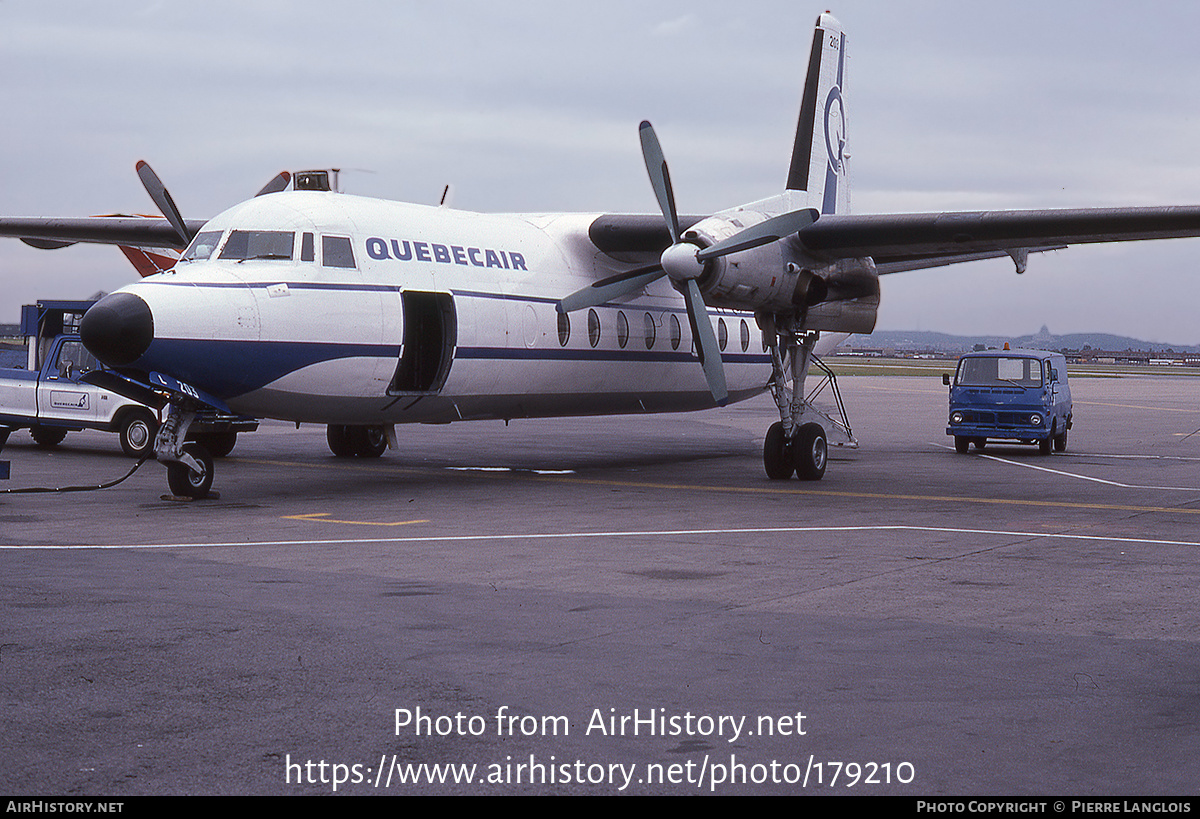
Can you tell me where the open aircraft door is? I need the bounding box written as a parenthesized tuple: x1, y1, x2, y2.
(389, 291, 456, 395)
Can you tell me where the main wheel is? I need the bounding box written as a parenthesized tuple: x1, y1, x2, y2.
(327, 424, 355, 457)
(763, 422, 795, 479)
(192, 431, 237, 458)
(118, 409, 158, 458)
(1054, 427, 1068, 452)
(166, 442, 214, 499)
(793, 422, 827, 481)
(30, 426, 67, 448)
(348, 425, 388, 458)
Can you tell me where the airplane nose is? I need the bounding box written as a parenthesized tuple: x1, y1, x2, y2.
(81, 292, 154, 366)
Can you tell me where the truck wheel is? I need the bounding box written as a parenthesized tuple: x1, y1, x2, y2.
(192, 431, 237, 458)
(166, 442, 214, 499)
(30, 426, 67, 448)
(119, 410, 158, 459)
(954, 436, 969, 454)
(793, 423, 827, 481)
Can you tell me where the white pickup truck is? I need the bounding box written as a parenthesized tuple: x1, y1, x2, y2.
(1, 300, 255, 457)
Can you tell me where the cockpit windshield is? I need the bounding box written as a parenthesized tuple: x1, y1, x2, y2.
(218, 230, 295, 261)
(957, 356, 1043, 387)
(180, 230, 223, 263)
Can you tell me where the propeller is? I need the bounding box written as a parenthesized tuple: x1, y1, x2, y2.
(136, 160, 192, 248)
(557, 121, 819, 406)
(138, 163, 296, 248)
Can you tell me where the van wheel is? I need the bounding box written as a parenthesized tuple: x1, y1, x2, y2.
(1054, 428, 1068, 452)
(1039, 431, 1053, 455)
(954, 436, 969, 454)
(973, 438, 987, 451)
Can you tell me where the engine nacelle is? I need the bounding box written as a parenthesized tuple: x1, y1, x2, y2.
(683, 214, 879, 334)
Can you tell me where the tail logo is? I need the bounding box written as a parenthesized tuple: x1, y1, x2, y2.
(824, 87, 846, 176)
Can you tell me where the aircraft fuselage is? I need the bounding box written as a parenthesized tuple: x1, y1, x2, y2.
(101, 190, 775, 426)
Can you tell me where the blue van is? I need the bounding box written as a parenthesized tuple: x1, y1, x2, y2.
(944, 348, 1072, 455)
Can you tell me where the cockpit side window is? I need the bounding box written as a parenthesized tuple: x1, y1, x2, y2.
(219, 230, 295, 261)
(322, 236, 355, 268)
(180, 230, 223, 263)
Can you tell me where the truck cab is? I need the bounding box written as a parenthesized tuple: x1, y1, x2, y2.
(944, 348, 1072, 455)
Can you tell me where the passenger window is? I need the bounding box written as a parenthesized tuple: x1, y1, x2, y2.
(322, 236, 355, 268)
(301, 232, 315, 262)
(557, 312, 570, 346)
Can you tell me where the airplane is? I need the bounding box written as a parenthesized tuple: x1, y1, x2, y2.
(4, 11, 1200, 500)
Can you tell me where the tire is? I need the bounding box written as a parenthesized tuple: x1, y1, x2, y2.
(1054, 428, 1068, 452)
(763, 422, 795, 479)
(954, 436, 969, 454)
(327, 424, 355, 457)
(30, 426, 67, 448)
(793, 422, 827, 481)
(118, 409, 158, 459)
(1039, 425, 1054, 455)
(192, 431, 237, 458)
(349, 425, 388, 458)
(166, 442, 214, 499)
(973, 438, 987, 451)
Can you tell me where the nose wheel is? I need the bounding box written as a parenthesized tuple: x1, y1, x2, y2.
(165, 441, 214, 499)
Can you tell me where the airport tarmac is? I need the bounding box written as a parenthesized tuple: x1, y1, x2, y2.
(2, 372, 1198, 795)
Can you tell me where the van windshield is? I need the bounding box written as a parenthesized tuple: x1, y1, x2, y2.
(957, 356, 1043, 387)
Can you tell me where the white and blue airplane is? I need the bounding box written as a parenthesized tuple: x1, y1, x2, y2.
(4, 12, 1200, 498)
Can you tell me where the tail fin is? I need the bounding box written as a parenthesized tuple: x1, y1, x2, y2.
(785, 12, 849, 215)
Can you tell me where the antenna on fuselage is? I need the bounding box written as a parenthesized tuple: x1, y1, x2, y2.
(439, 184, 455, 207)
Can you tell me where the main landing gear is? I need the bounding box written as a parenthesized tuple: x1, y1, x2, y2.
(760, 321, 856, 481)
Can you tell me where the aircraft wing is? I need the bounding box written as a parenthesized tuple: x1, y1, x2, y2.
(588, 206, 1200, 273)
(793, 206, 1200, 271)
(0, 216, 207, 251)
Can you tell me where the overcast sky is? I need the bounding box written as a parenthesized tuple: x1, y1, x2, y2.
(3, 1, 1199, 344)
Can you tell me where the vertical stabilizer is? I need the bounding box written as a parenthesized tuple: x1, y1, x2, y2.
(785, 12, 849, 215)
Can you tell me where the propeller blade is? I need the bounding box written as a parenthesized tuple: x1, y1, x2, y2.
(135, 160, 192, 247)
(639, 121, 681, 245)
(558, 264, 665, 314)
(256, 171, 292, 197)
(696, 208, 820, 262)
(680, 278, 728, 406)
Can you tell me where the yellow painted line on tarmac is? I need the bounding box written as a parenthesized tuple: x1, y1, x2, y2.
(1075, 399, 1200, 414)
(283, 512, 430, 527)
(240, 457, 1200, 516)
(537, 474, 1200, 515)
